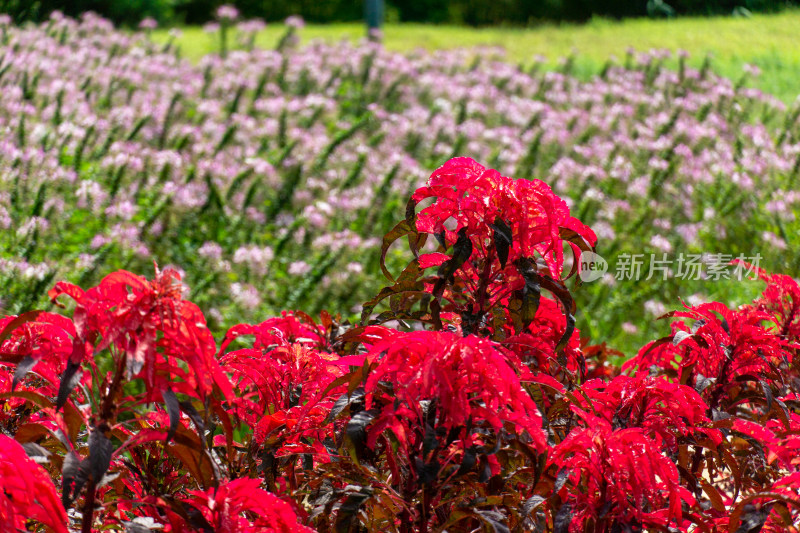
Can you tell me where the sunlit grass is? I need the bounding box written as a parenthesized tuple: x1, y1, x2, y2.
(152, 10, 800, 102)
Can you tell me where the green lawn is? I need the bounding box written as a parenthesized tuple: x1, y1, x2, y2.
(153, 10, 800, 102)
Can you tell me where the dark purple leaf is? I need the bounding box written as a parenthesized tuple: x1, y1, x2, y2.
(555, 468, 569, 492)
(456, 446, 478, 477)
(554, 503, 573, 533)
(694, 374, 716, 393)
(328, 387, 365, 423)
(735, 506, 770, 533)
(528, 271, 576, 353)
(474, 509, 510, 533)
(491, 217, 512, 268)
(334, 486, 372, 533)
(61, 450, 87, 508)
(12, 355, 38, 390)
(56, 360, 82, 411)
(422, 421, 438, 457)
(87, 428, 113, 482)
(478, 456, 492, 482)
(521, 495, 545, 516)
(179, 400, 206, 434)
(415, 457, 440, 486)
(379, 219, 417, 282)
(345, 409, 378, 461)
(520, 277, 541, 328)
(184, 503, 215, 533)
(123, 522, 152, 533)
(404, 197, 417, 224)
(21, 442, 50, 462)
(760, 380, 774, 412)
(434, 230, 447, 249)
(162, 388, 180, 444)
(437, 227, 473, 281)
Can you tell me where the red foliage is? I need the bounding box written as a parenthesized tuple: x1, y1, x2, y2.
(502, 296, 585, 376)
(159, 478, 315, 532)
(573, 375, 721, 451)
(1, 157, 799, 533)
(361, 329, 546, 447)
(737, 260, 800, 342)
(733, 404, 800, 473)
(412, 157, 596, 278)
(0, 434, 68, 533)
(550, 424, 695, 531)
(623, 301, 795, 409)
(220, 312, 330, 354)
(220, 313, 342, 459)
(0, 312, 75, 375)
(49, 266, 232, 401)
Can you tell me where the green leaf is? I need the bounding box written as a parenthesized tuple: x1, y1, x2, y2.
(379, 219, 416, 282)
(360, 279, 427, 324)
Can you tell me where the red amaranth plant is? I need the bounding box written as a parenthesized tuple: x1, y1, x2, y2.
(152, 478, 315, 532)
(319, 328, 550, 531)
(3, 266, 237, 533)
(737, 260, 800, 343)
(572, 375, 721, 451)
(501, 296, 586, 380)
(623, 301, 795, 413)
(48, 267, 233, 402)
(218, 312, 344, 492)
(2, 157, 800, 532)
(0, 311, 84, 435)
(366, 157, 596, 347)
(550, 424, 696, 532)
(410, 157, 595, 279)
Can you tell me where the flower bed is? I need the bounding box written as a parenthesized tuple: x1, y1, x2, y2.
(1, 13, 799, 350)
(2, 158, 799, 532)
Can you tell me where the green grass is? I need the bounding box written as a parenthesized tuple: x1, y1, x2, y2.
(153, 10, 800, 102)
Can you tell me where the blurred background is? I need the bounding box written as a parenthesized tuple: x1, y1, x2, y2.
(0, 0, 798, 356)
(2, 0, 798, 26)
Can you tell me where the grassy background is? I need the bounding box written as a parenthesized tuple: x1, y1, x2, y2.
(153, 10, 800, 102)
(144, 11, 800, 355)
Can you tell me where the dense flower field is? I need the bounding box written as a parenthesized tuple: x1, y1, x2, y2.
(2, 156, 800, 532)
(3, 10, 800, 529)
(1, 13, 799, 349)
